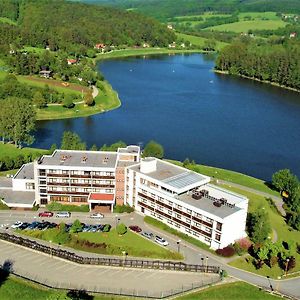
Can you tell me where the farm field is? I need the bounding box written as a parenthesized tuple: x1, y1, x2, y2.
(205, 19, 286, 32)
(176, 32, 228, 50)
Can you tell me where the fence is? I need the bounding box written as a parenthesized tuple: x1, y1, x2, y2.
(9, 270, 221, 299)
(0, 232, 220, 274)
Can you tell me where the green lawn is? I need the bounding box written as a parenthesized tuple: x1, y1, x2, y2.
(22, 46, 48, 54)
(0, 275, 132, 300)
(19, 227, 182, 260)
(96, 48, 203, 61)
(223, 185, 300, 278)
(0, 17, 17, 26)
(0, 143, 47, 160)
(177, 281, 280, 300)
(238, 12, 282, 21)
(175, 32, 228, 51)
(0, 169, 19, 177)
(36, 80, 120, 120)
(168, 160, 279, 197)
(205, 19, 286, 32)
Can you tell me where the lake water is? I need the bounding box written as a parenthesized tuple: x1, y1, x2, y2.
(34, 54, 300, 180)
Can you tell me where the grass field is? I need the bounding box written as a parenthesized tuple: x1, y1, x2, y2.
(36, 80, 120, 120)
(0, 143, 47, 160)
(206, 19, 286, 32)
(0, 169, 19, 177)
(177, 281, 280, 300)
(176, 32, 228, 50)
(223, 185, 300, 278)
(96, 48, 203, 60)
(168, 160, 279, 197)
(0, 17, 17, 26)
(19, 227, 182, 260)
(0, 275, 132, 300)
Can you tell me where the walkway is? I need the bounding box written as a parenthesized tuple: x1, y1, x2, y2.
(216, 179, 286, 216)
(0, 240, 218, 298)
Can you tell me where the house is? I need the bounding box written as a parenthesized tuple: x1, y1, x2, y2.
(94, 43, 106, 50)
(168, 42, 176, 48)
(290, 32, 297, 38)
(39, 70, 52, 79)
(67, 59, 78, 65)
(10, 145, 249, 250)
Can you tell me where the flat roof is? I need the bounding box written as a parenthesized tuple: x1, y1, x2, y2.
(0, 189, 35, 206)
(130, 159, 209, 189)
(177, 190, 241, 219)
(38, 150, 117, 169)
(118, 146, 140, 154)
(14, 163, 34, 180)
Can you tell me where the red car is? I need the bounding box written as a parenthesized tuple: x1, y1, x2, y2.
(38, 211, 54, 218)
(129, 225, 142, 233)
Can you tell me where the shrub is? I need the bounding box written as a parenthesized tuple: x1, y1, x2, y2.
(287, 256, 296, 271)
(46, 202, 89, 212)
(70, 219, 83, 233)
(234, 238, 252, 255)
(31, 204, 39, 211)
(0, 200, 9, 210)
(269, 256, 279, 267)
(216, 245, 236, 257)
(116, 223, 127, 235)
(102, 224, 111, 232)
(113, 205, 134, 213)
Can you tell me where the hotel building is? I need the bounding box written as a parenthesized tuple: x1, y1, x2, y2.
(9, 146, 248, 249)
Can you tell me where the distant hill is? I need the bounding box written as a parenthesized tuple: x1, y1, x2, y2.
(76, 0, 300, 20)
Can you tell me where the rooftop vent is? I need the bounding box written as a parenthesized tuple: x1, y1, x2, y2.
(213, 201, 222, 207)
(81, 156, 88, 163)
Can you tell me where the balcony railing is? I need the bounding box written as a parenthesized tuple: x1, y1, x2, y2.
(48, 191, 90, 195)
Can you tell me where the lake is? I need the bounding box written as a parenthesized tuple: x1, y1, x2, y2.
(34, 54, 300, 180)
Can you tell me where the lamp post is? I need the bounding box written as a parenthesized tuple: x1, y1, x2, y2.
(285, 258, 290, 277)
(176, 240, 181, 253)
(201, 257, 204, 267)
(267, 276, 274, 292)
(122, 250, 126, 267)
(49, 240, 52, 258)
(116, 217, 120, 228)
(205, 256, 208, 272)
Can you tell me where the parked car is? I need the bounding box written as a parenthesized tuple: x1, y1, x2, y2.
(38, 211, 53, 218)
(129, 225, 142, 233)
(90, 225, 98, 233)
(48, 222, 57, 229)
(27, 221, 40, 230)
(155, 235, 169, 246)
(90, 213, 104, 219)
(18, 222, 30, 230)
(82, 225, 91, 232)
(141, 232, 153, 239)
(11, 221, 23, 229)
(55, 211, 71, 218)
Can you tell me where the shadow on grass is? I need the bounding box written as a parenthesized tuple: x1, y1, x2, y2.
(67, 289, 94, 300)
(0, 259, 14, 288)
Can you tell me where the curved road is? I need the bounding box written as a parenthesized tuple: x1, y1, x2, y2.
(0, 210, 299, 299)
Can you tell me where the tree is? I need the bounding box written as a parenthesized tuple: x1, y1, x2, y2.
(116, 223, 127, 235)
(61, 131, 86, 150)
(70, 219, 83, 233)
(100, 141, 127, 152)
(90, 144, 97, 151)
(63, 95, 75, 109)
(84, 91, 94, 106)
(0, 97, 36, 147)
(247, 209, 271, 244)
(202, 39, 216, 51)
(272, 169, 295, 192)
(49, 143, 57, 154)
(33, 91, 47, 109)
(143, 140, 164, 159)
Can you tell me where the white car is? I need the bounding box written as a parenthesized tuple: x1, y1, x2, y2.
(155, 235, 169, 246)
(11, 221, 23, 229)
(90, 213, 104, 219)
(55, 211, 71, 218)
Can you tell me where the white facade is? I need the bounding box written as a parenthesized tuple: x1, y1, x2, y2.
(11, 149, 248, 250)
(125, 158, 248, 250)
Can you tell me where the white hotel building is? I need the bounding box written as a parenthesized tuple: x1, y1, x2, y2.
(8, 146, 248, 249)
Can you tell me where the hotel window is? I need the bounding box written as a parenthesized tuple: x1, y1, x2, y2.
(206, 217, 213, 223)
(151, 193, 156, 199)
(176, 204, 182, 210)
(186, 209, 192, 214)
(205, 237, 211, 242)
(62, 170, 68, 174)
(195, 213, 202, 219)
(186, 218, 191, 223)
(40, 198, 48, 205)
(168, 210, 172, 215)
(176, 214, 181, 219)
(215, 233, 221, 241)
(216, 222, 222, 231)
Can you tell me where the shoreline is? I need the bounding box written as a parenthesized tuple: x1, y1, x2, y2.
(214, 69, 300, 93)
(95, 47, 208, 61)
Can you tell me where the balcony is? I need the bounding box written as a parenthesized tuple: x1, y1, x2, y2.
(92, 175, 115, 179)
(47, 173, 69, 178)
(191, 226, 212, 238)
(192, 216, 213, 228)
(48, 191, 90, 196)
(47, 182, 69, 186)
(138, 201, 154, 211)
(70, 174, 91, 179)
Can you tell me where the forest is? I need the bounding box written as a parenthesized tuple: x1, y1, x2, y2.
(80, 0, 300, 20)
(0, 0, 175, 54)
(215, 41, 300, 90)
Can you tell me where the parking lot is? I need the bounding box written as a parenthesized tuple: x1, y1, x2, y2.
(0, 240, 219, 297)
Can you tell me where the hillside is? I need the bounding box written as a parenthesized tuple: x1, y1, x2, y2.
(0, 0, 175, 52)
(77, 0, 300, 20)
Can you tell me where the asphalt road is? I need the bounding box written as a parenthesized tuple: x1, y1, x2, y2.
(0, 210, 299, 299)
